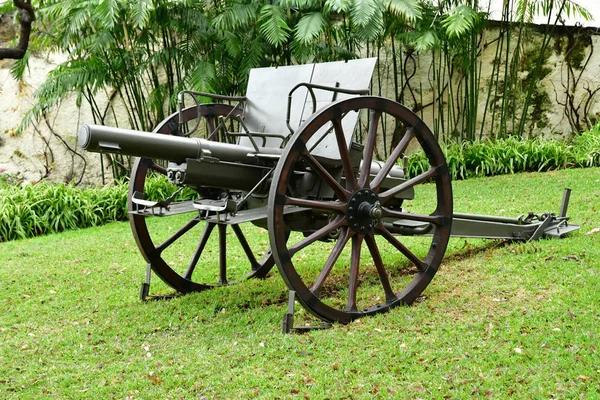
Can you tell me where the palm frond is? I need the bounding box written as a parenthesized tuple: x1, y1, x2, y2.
(213, 4, 257, 31)
(442, 5, 478, 38)
(128, 0, 154, 29)
(294, 12, 326, 45)
(325, 0, 352, 13)
(386, 0, 421, 22)
(258, 5, 290, 48)
(413, 29, 438, 52)
(355, 10, 384, 41)
(96, 0, 120, 30)
(351, 0, 379, 27)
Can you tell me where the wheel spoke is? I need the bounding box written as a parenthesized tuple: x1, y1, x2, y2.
(358, 110, 381, 188)
(288, 216, 346, 257)
(365, 234, 397, 303)
(231, 224, 259, 270)
(332, 118, 358, 191)
(300, 147, 349, 201)
(285, 196, 346, 214)
(310, 227, 351, 294)
(370, 127, 415, 191)
(378, 166, 438, 204)
(381, 208, 443, 226)
(183, 222, 215, 279)
(156, 217, 200, 254)
(346, 234, 364, 312)
(376, 224, 425, 271)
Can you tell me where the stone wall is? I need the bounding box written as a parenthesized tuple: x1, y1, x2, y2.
(1, 24, 599, 184)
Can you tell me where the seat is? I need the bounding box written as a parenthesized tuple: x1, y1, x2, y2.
(239, 58, 377, 161)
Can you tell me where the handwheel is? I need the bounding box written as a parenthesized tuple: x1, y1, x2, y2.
(129, 104, 277, 294)
(268, 96, 452, 323)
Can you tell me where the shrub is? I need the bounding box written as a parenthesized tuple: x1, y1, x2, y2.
(406, 125, 600, 180)
(1, 124, 599, 241)
(0, 177, 196, 242)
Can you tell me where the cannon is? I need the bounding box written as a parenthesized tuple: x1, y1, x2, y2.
(80, 59, 579, 325)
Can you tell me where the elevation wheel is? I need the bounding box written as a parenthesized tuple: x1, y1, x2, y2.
(129, 104, 276, 293)
(268, 96, 452, 323)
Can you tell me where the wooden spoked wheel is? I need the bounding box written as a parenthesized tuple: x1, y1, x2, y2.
(129, 104, 276, 294)
(268, 96, 453, 323)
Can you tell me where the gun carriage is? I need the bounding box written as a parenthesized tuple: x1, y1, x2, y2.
(80, 59, 578, 325)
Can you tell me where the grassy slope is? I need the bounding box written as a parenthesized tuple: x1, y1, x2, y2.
(0, 168, 599, 399)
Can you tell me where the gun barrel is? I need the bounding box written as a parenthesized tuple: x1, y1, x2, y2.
(78, 124, 281, 163)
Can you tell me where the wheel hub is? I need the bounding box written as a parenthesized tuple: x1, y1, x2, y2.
(347, 189, 381, 233)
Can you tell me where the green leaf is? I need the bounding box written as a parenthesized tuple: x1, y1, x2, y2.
(10, 51, 30, 81)
(325, 0, 352, 13)
(442, 5, 479, 38)
(413, 30, 438, 52)
(213, 4, 257, 31)
(355, 10, 384, 41)
(96, 0, 120, 30)
(351, 0, 378, 27)
(128, 0, 153, 29)
(294, 12, 326, 45)
(385, 0, 421, 22)
(258, 5, 290, 48)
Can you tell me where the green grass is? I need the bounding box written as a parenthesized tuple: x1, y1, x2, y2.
(1, 168, 599, 398)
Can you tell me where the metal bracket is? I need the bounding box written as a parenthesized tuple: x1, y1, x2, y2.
(282, 291, 332, 334)
(140, 263, 178, 302)
(527, 214, 554, 242)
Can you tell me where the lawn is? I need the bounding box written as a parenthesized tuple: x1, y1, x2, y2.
(1, 168, 599, 399)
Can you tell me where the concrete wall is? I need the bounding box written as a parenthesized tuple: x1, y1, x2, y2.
(1, 25, 600, 183)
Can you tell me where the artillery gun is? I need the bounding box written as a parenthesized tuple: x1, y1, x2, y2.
(80, 59, 578, 325)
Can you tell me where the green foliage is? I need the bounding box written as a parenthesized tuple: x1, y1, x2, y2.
(0, 176, 194, 242)
(258, 5, 290, 48)
(406, 125, 600, 180)
(441, 4, 479, 37)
